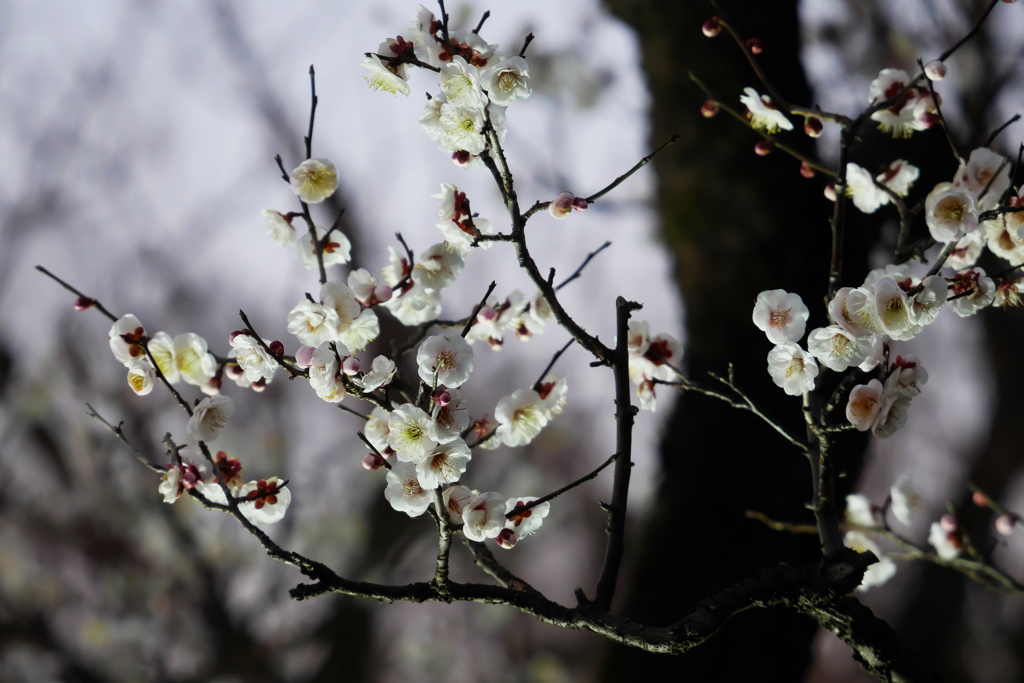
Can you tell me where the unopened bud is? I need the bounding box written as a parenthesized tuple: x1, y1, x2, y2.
(225, 363, 244, 379)
(754, 139, 775, 156)
(995, 513, 1017, 535)
(452, 150, 472, 167)
(572, 197, 589, 212)
(972, 491, 989, 507)
(362, 452, 386, 470)
(372, 283, 393, 303)
(434, 390, 452, 406)
(799, 161, 815, 178)
(824, 182, 837, 201)
(923, 60, 947, 81)
(496, 528, 519, 549)
(251, 378, 267, 393)
(229, 329, 248, 344)
(701, 17, 722, 38)
(73, 296, 95, 311)
(269, 340, 285, 356)
(381, 446, 395, 459)
(803, 116, 823, 138)
(701, 99, 720, 118)
(548, 191, 575, 219)
(295, 345, 316, 368)
(940, 513, 958, 533)
(1009, 196, 1022, 208)
(342, 356, 361, 376)
(478, 304, 498, 322)
(746, 38, 763, 54)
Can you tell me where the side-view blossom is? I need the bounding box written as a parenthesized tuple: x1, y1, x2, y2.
(413, 243, 465, 291)
(388, 404, 439, 461)
(845, 494, 881, 528)
(950, 268, 995, 317)
(308, 342, 347, 403)
(127, 360, 156, 396)
(442, 485, 475, 524)
(230, 333, 278, 384)
(262, 209, 297, 246)
(298, 225, 353, 270)
(289, 158, 338, 204)
(428, 388, 469, 444)
(740, 87, 793, 133)
(752, 289, 809, 343)
(158, 452, 212, 504)
(536, 374, 569, 417)
(439, 55, 487, 109)
(354, 355, 397, 393)
(187, 395, 235, 442)
(174, 333, 218, 387)
(954, 147, 1010, 211)
(505, 497, 550, 538)
(109, 314, 147, 366)
(890, 476, 919, 527)
(846, 163, 889, 214)
(928, 521, 963, 560)
(462, 491, 507, 542)
(847, 379, 884, 432)
(766, 342, 818, 396)
(361, 43, 412, 96)
(385, 462, 434, 517)
(807, 326, 873, 371)
(238, 477, 291, 525)
(868, 69, 925, 137)
(348, 268, 393, 306)
(417, 333, 475, 388)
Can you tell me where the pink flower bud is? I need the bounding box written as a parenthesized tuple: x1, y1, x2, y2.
(295, 345, 316, 368)
(381, 446, 395, 459)
(226, 364, 244, 379)
(452, 150, 472, 167)
(923, 60, 947, 81)
(746, 38, 763, 54)
(803, 117, 823, 138)
(940, 513, 958, 533)
(342, 356, 361, 376)
(372, 283, 393, 303)
(701, 99, 719, 118)
(572, 197, 589, 212)
(269, 340, 285, 356)
(972, 491, 989, 507)
(361, 452, 385, 470)
(799, 162, 815, 178)
(434, 390, 452, 406)
(73, 296, 95, 311)
(496, 528, 519, 549)
(824, 183, 837, 201)
(1010, 196, 1023, 208)
(701, 17, 722, 38)
(478, 304, 498, 322)
(548, 191, 575, 219)
(754, 139, 775, 156)
(251, 378, 267, 393)
(995, 513, 1017, 535)
(229, 330, 248, 343)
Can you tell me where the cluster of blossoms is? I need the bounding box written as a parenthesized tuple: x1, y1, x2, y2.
(109, 316, 220, 396)
(866, 68, 940, 138)
(626, 320, 682, 411)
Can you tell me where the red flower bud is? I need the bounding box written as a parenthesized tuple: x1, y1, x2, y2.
(702, 17, 722, 38)
(701, 100, 719, 118)
(73, 296, 95, 311)
(803, 117, 823, 138)
(754, 139, 775, 156)
(746, 38, 763, 54)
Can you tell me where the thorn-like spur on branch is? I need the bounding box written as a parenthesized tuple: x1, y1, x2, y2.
(593, 297, 642, 611)
(556, 241, 612, 291)
(472, 10, 490, 34)
(305, 64, 318, 160)
(519, 32, 535, 58)
(461, 280, 498, 338)
(507, 452, 619, 520)
(86, 404, 167, 475)
(985, 114, 1020, 148)
(274, 154, 290, 183)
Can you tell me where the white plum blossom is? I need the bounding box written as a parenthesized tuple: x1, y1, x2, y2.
(828, 287, 880, 337)
(417, 332, 475, 388)
(158, 451, 213, 504)
(262, 209, 297, 246)
(626, 320, 682, 411)
(361, 42, 412, 96)
(439, 56, 487, 109)
(289, 158, 338, 204)
(846, 163, 889, 214)
(928, 521, 962, 560)
(925, 182, 978, 243)
(909, 276, 947, 329)
(739, 87, 793, 133)
(752, 289, 809, 343)
(868, 69, 926, 138)
(495, 389, 550, 447)
(845, 494, 880, 527)
(384, 284, 443, 326)
(846, 379, 884, 432)
(877, 160, 920, 196)
(413, 243, 464, 291)
(890, 476, 919, 527)
(354, 355, 397, 393)
(536, 374, 569, 417)
(416, 438, 471, 490)
(483, 55, 532, 106)
(109, 314, 147, 366)
(298, 225, 353, 271)
(174, 333, 217, 387)
(505, 497, 549, 538)
(945, 229, 986, 270)
(438, 101, 486, 154)
(462, 491, 507, 542)
(442, 485, 475, 524)
(872, 277, 915, 340)
(807, 325, 874, 371)
(187, 395, 235, 442)
(365, 406, 392, 455)
(884, 356, 928, 399)
(308, 342, 346, 403)
(766, 342, 818, 396)
(147, 331, 179, 383)
(238, 478, 291, 525)
(954, 147, 1010, 211)
(385, 462, 434, 517)
(388, 404, 438, 461)
(348, 268, 392, 306)
(950, 268, 995, 317)
(127, 360, 155, 396)
(287, 300, 339, 347)
(230, 333, 277, 384)
(428, 388, 469, 444)
(844, 531, 897, 591)
(872, 392, 912, 438)
(158, 464, 183, 504)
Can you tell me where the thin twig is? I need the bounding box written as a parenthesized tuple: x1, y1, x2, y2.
(556, 241, 612, 291)
(507, 452, 619, 520)
(86, 404, 167, 474)
(533, 339, 575, 390)
(461, 281, 497, 337)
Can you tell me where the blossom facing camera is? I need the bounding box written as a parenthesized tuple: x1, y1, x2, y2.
(766, 342, 818, 396)
(417, 333, 474, 388)
(752, 289, 809, 343)
(289, 158, 339, 204)
(187, 395, 235, 443)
